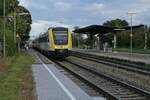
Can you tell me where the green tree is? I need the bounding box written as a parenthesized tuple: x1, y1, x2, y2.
(0, 0, 32, 56)
(103, 18, 128, 27)
(103, 18, 129, 48)
(132, 27, 145, 49)
(147, 26, 150, 49)
(0, 0, 3, 16)
(16, 6, 32, 42)
(85, 35, 97, 49)
(0, 0, 19, 16)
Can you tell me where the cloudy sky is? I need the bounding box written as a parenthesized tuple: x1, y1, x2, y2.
(18, 0, 150, 38)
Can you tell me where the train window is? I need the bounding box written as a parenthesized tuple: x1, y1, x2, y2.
(47, 37, 49, 42)
(53, 30, 68, 45)
(38, 36, 48, 43)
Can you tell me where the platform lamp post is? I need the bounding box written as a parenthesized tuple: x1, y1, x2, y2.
(3, 0, 6, 57)
(14, 12, 29, 43)
(127, 12, 136, 54)
(144, 25, 148, 50)
(14, 12, 30, 51)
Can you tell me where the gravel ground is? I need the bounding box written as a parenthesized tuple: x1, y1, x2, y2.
(67, 56, 150, 92)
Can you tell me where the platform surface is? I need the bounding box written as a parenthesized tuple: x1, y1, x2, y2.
(32, 63, 93, 100)
(72, 49, 150, 64)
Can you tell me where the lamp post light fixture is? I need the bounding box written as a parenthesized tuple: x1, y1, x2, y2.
(127, 12, 136, 54)
(17, 12, 30, 16)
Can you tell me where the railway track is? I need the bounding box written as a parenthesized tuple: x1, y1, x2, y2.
(36, 51, 105, 98)
(36, 50, 150, 100)
(71, 51, 150, 76)
(53, 59, 150, 100)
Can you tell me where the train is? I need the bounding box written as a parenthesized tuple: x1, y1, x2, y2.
(33, 27, 72, 58)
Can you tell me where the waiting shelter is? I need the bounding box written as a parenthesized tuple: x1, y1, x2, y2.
(73, 25, 144, 50)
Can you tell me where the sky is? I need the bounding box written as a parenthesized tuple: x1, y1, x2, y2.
(18, 0, 150, 38)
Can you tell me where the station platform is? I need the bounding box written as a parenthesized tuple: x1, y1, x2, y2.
(72, 49, 150, 64)
(31, 52, 98, 100)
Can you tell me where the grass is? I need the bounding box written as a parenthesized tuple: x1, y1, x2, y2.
(0, 52, 34, 100)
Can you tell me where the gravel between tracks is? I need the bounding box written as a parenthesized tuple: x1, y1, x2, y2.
(57, 60, 149, 100)
(66, 56, 150, 92)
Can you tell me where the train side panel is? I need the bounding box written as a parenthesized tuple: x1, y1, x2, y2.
(49, 29, 55, 51)
(68, 31, 72, 50)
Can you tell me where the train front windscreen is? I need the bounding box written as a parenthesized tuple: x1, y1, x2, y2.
(53, 30, 68, 45)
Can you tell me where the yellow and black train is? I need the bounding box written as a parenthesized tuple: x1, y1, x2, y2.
(33, 27, 72, 58)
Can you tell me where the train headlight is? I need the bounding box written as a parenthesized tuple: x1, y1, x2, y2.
(59, 50, 64, 53)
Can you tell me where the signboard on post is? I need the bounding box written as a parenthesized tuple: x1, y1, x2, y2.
(16, 34, 19, 38)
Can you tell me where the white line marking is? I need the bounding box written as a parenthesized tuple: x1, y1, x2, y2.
(35, 53, 76, 100)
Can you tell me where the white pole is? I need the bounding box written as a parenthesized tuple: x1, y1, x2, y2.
(18, 42, 20, 51)
(127, 12, 136, 54)
(114, 33, 117, 49)
(144, 25, 148, 50)
(130, 15, 133, 53)
(14, 13, 16, 43)
(78, 34, 80, 48)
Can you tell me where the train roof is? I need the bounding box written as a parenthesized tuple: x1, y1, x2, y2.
(34, 27, 69, 41)
(48, 27, 68, 31)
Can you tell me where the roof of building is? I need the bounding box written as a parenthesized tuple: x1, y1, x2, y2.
(73, 24, 144, 36)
